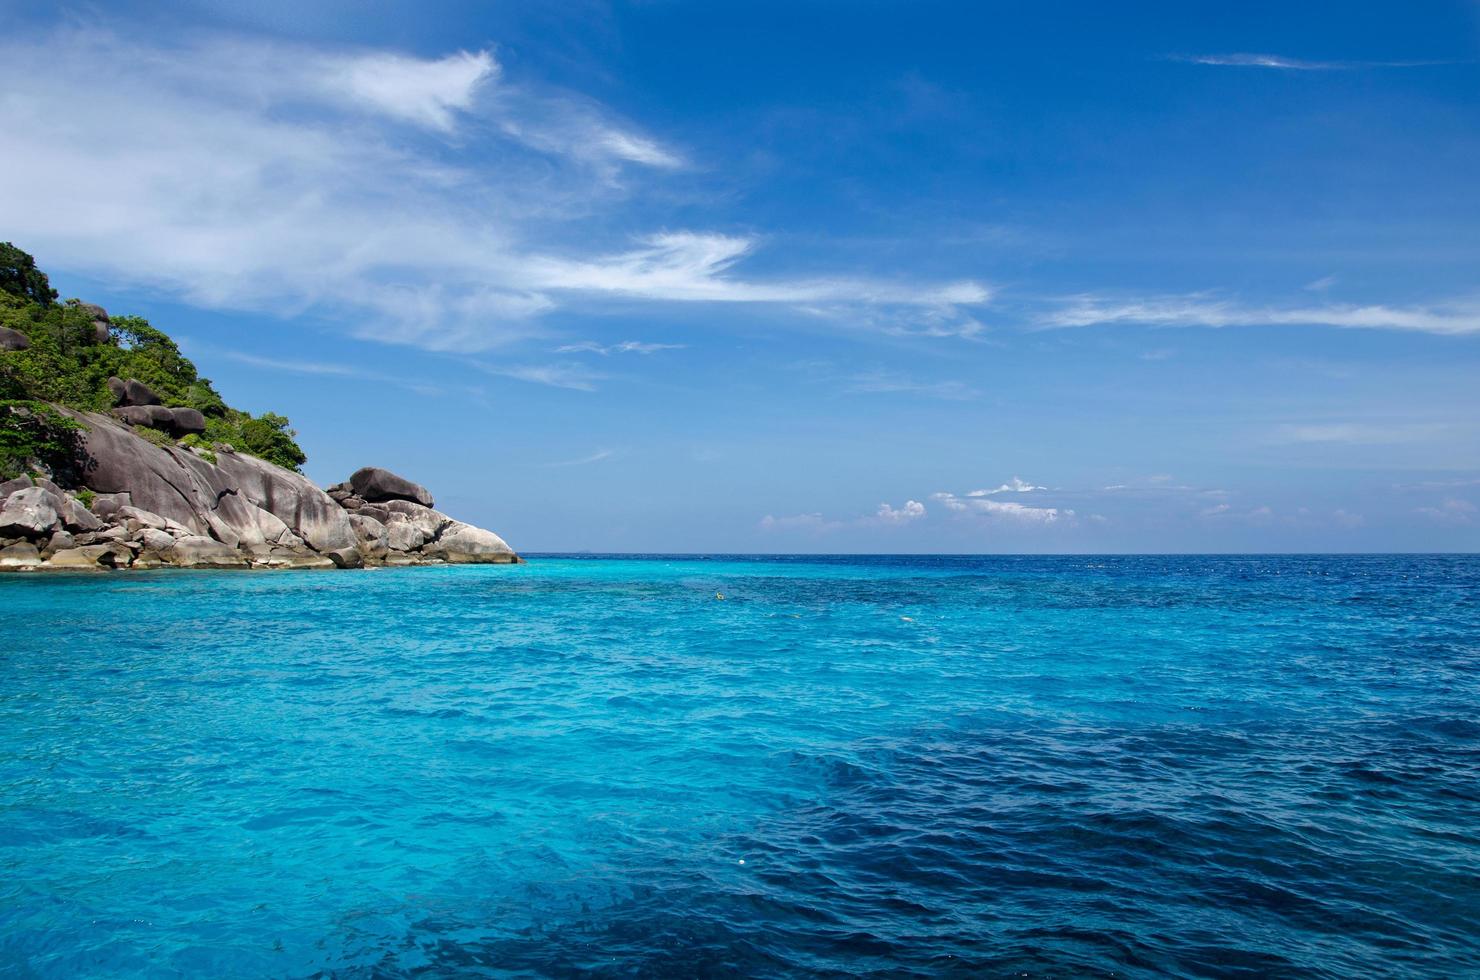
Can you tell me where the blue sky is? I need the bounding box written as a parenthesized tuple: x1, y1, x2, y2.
(2, 0, 1478, 552)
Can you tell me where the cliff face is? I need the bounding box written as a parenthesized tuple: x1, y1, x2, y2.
(0, 410, 517, 571)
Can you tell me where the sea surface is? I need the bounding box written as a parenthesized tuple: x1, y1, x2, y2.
(1, 554, 1478, 978)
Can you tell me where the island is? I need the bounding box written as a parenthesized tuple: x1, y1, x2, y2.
(0, 243, 517, 571)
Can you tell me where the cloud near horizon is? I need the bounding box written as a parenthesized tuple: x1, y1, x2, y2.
(0, 26, 989, 353)
(1040, 295, 1480, 337)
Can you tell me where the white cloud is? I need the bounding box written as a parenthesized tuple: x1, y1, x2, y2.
(323, 49, 497, 130)
(875, 500, 926, 523)
(1415, 498, 1477, 524)
(1305, 275, 1338, 292)
(932, 492, 1069, 524)
(967, 477, 1045, 496)
(1175, 53, 1457, 71)
(0, 27, 985, 354)
(1041, 295, 1480, 336)
(474, 362, 602, 391)
(554, 340, 686, 355)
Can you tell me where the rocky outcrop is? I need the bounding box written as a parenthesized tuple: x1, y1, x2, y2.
(0, 326, 30, 351)
(0, 411, 518, 572)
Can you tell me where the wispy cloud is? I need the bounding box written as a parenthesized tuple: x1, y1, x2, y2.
(1415, 498, 1477, 524)
(0, 27, 986, 354)
(1041, 294, 1480, 336)
(1175, 53, 1462, 71)
(1269, 422, 1448, 445)
(845, 370, 979, 400)
(544, 449, 617, 467)
(474, 362, 603, 391)
(554, 340, 686, 355)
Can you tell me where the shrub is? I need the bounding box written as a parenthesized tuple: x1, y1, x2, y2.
(0, 242, 58, 307)
(0, 400, 85, 482)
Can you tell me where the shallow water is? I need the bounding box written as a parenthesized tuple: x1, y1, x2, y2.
(2, 554, 1478, 977)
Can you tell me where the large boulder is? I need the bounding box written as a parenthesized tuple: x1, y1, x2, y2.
(349, 467, 434, 507)
(107, 377, 162, 407)
(423, 522, 518, 564)
(0, 486, 62, 537)
(386, 519, 426, 552)
(213, 450, 357, 553)
(348, 513, 389, 560)
(167, 536, 247, 569)
(167, 407, 206, 435)
(0, 542, 42, 569)
(65, 410, 357, 554)
(0, 326, 30, 351)
(112, 405, 175, 429)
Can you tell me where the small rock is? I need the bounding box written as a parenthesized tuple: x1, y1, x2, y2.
(326, 547, 364, 569)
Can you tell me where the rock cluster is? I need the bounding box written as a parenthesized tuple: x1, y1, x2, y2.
(0, 411, 517, 572)
(106, 376, 206, 436)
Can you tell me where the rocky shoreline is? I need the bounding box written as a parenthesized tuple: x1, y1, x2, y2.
(0, 406, 517, 572)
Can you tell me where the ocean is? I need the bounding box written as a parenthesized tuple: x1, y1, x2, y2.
(2, 555, 1477, 977)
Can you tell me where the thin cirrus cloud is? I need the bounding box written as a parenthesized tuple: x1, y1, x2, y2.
(1040, 295, 1480, 336)
(554, 341, 687, 355)
(0, 27, 988, 354)
(1175, 53, 1462, 70)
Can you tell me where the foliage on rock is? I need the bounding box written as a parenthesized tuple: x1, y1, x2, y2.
(0, 400, 85, 482)
(0, 245, 307, 471)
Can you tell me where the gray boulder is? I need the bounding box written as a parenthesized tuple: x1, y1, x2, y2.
(0, 326, 30, 351)
(108, 378, 162, 407)
(112, 405, 176, 429)
(167, 407, 206, 435)
(0, 542, 42, 569)
(349, 467, 434, 507)
(66, 410, 356, 554)
(386, 519, 426, 552)
(423, 522, 518, 564)
(137, 528, 175, 552)
(325, 547, 364, 569)
(348, 513, 389, 560)
(0, 487, 62, 537)
(75, 302, 109, 322)
(167, 536, 246, 569)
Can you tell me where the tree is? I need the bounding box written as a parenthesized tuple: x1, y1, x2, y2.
(0, 243, 59, 307)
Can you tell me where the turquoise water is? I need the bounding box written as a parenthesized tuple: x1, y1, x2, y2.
(2, 555, 1478, 977)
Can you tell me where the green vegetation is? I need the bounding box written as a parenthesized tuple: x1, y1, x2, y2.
(0, 243, 307, 472)
(0, 400, 85, 482)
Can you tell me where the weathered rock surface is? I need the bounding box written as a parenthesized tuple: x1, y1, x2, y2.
(0, 487, 62, 537)
(348, 467, 434, 507)
(1, 411, 516, 572)
(0, 326, 30, 351)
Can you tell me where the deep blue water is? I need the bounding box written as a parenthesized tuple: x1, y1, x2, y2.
(1, 555, 1478, 978)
